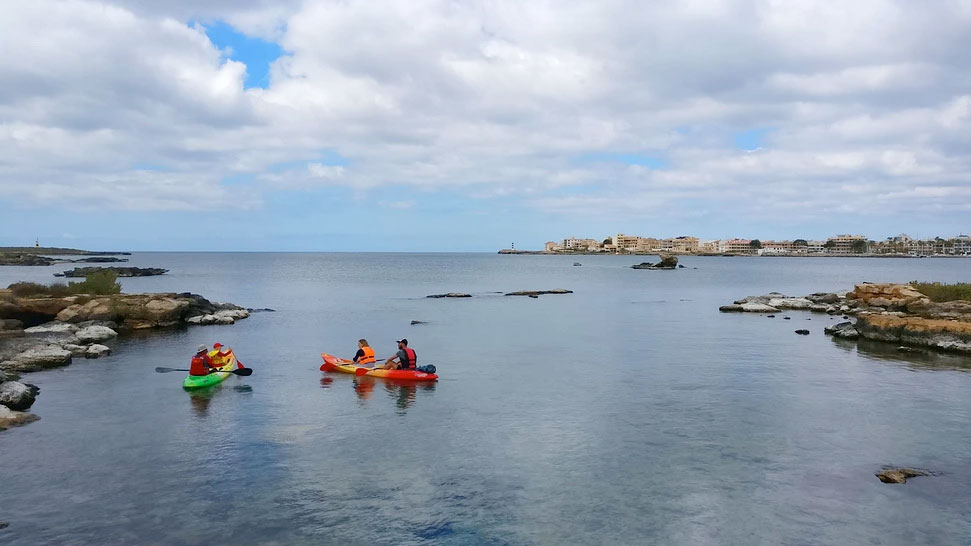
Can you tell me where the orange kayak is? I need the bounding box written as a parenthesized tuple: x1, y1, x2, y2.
(320, 353, 438, 381)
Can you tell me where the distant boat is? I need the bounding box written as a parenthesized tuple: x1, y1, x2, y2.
(573, 262, 582, 266)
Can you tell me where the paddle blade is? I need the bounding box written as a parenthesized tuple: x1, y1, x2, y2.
(155, 367, 177, 373)
(355, 367, 370, 376)
(231, 367, 253, 376)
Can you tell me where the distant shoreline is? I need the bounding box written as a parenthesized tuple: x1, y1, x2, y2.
(0, 247, 131, 256)
(497, 250, 970, 258)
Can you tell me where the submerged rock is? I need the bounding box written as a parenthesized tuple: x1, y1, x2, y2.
(794, 329, 810, 335)
(427, 293, 472, 298)
(410, 320, 427, 325)
(876, 467, 929, 484)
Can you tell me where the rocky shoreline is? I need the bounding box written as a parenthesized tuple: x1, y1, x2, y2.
(0, 289, 253, 431)
(721, 283, 971, 355)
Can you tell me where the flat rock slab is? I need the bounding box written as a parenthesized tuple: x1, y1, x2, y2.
(505, 289, 573, 296)
(24, 322, 79, 335)
(84, 344, 111, 358)
(2, 346, 72, 372)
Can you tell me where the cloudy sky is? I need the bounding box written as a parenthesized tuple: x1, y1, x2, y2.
(1, 0, 970, 251)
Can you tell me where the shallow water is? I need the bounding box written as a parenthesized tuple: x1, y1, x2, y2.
(1, 254, 970, 545)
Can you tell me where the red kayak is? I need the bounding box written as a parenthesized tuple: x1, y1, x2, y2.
(320, 353, 438, 381)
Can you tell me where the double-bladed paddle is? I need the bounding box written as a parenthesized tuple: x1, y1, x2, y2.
(155, 366, 253, 376)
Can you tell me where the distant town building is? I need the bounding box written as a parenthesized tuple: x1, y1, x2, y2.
(826, 234, 868, 254)
(612, 234, 640, 253)
(545, 241, 560, 252)
(723, 239, 753, 253)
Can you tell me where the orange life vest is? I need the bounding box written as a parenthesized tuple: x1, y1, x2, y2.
(359, 346, 376, 364)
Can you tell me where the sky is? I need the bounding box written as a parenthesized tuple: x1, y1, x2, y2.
(1, 0, 970, 251)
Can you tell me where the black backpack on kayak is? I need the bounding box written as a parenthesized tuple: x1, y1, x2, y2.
(417, 364, 436, 374)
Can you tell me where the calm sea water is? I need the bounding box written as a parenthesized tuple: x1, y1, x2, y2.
(1, 253, 969, 545)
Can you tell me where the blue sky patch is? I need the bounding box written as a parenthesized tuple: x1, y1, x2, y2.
(268, 150, 350, 173)
(575, 152, 667, 169)
(203, 21, 283, 89)
(733, 128, 772, 151)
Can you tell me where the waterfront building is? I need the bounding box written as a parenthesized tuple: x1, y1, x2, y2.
(700, 240, 720, 253)
(826, 234, 868, 254)
(760, 240, 794, 254)
(612, 234, 640, 253)
(952, 235, 971, 255)
(723, 239, 753, 253)
(545, 241, 561, 252)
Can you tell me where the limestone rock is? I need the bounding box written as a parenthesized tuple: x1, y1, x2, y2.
(0, 381, 38, 411)
(24, 321, 78, 335)
(0, 318, 24, 330)
(848, 283, 928, 309)
(2, 346, 72, 372)
(215, 309, 249, 320)
(876, 467, 928, 484)
(504, 289, 574, 296)
(632, 254, 678, 270)
(807, 292, 840, 304)
(0, 405, 39, 431)
(61, 343, 88, 356)
(768, 298, 813, 310)
(824, 321, 859, 339)
(84, 344, 111, 358)
(741, 303, 780, 313)
(855, 314, 971, 353)
(76, 325, 118, 343)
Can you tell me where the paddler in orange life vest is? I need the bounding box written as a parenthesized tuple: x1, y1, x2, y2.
(351, 338, 376, 367)
(381, 338, 417, 370)
(189, 345, 218, 376)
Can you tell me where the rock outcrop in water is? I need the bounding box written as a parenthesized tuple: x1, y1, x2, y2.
(0, 253, 57, 266)
(55, 266, 167, 278)
(427, 293, 472, 298)
(632, 254, 678, 270)
(876, 467, 931, 484)
(722, 283, 971, 355)
(504, 289, 573, 296)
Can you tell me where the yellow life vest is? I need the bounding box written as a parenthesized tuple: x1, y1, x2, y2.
(359, 346, 376, 364)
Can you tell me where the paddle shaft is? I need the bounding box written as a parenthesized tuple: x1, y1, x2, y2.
(155, 366, 252, 376)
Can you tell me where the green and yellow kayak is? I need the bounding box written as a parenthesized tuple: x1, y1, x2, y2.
(183, 351, 239, 390)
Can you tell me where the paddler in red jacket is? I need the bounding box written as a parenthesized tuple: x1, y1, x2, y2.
(189, 345, 218, 375)
(380, 339, 417, 370)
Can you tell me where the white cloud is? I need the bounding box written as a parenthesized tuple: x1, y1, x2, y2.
(0, 0, 969, 233)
